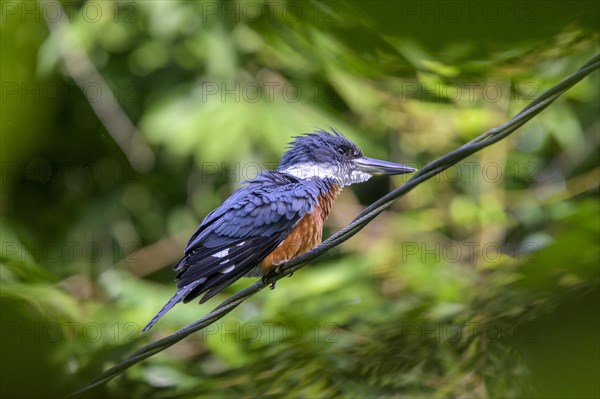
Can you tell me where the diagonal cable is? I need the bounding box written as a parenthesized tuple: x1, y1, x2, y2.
(70, 53, 600, 397)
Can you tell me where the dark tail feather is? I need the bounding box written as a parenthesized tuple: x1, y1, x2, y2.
(198, 268, 250, 304)
(141, 282, 199, 333)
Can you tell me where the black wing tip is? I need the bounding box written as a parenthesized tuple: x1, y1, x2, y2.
(199, 288, 219, 304)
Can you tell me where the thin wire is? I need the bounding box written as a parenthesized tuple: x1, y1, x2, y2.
(70, 53, 600, 397)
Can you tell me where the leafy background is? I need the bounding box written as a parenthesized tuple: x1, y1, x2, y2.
(1, 1, 599, 398)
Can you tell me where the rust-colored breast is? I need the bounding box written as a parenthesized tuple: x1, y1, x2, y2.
(260, 185, 341, 272)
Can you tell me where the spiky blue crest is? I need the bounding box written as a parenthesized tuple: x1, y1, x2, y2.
(278, 128, 363, 170)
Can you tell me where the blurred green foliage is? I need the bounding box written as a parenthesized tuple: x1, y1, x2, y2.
(1, 1, 599, 398)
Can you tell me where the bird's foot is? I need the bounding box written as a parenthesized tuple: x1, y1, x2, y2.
(274, 265, 294, 278)
(261, 275, 277, 290)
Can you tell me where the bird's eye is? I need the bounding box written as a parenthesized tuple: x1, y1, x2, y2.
(337, 146, 353, 156)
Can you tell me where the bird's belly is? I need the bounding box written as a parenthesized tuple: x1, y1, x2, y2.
(258, 187, 340, 274)
(259, 211, 324, 273)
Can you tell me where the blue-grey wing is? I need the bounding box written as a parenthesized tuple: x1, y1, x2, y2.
(177, 177, 319, 295)
(142, 172, 323, 332)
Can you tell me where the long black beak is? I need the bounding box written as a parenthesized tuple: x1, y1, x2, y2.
(354, 157, 417, 175)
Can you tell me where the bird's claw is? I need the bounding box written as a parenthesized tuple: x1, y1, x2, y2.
(261, 275, 277, 290)
(262, 264, 291, 289)
(275, 265, 294, 278)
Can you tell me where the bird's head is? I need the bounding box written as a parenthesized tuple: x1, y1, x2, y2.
(278, 128, 417, 186)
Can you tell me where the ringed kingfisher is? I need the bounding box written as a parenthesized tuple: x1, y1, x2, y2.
(143, 128, 416, 332)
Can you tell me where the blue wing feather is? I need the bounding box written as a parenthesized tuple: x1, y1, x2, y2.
(143, 171, 335, 332)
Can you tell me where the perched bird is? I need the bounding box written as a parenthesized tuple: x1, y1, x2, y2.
(143, 128, 416, 332)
